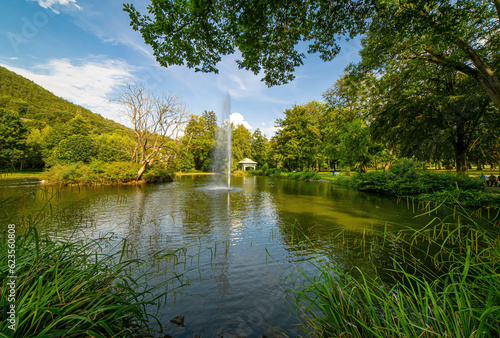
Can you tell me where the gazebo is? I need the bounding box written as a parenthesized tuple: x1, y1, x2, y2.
(238, 158, 258, 171)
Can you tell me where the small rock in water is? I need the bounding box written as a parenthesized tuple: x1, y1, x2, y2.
(170, 315, 185, 327)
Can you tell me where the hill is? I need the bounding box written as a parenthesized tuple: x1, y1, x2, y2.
(0, 66, 126, 133)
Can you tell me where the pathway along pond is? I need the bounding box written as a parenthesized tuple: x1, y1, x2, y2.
(0, 175, 465, 337)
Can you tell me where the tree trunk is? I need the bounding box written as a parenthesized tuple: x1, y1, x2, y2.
(137, 162, 148, 181)
(454, 146, 468, 174)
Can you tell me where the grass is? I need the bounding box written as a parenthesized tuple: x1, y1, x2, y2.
(175, 170, 216, 175)
(288, 203, 500, 337)
(0, 169, 42, 179)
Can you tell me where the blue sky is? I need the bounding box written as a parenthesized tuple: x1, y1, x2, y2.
(0, 0, 361, 137)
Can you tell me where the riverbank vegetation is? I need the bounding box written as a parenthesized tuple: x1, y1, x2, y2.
(0, 226, 183, 337)
(0, 190, 193, 337)
(40, 161, 174, 185)
(290, 206, 500, 337)
(251, 159, 500, 209)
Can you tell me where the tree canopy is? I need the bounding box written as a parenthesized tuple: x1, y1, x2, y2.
(123, 0, 374, 86)
(124, 0, 500, 110)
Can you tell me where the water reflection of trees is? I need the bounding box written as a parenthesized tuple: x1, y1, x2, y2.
(264, 177, 474, 286)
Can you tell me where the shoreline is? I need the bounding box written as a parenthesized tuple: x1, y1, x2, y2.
(6, 172, 217, 186)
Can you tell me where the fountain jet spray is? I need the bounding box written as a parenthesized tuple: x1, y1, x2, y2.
(223, 93, 232, 190)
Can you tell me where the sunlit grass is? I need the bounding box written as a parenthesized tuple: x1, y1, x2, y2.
(0, 170, 42, 178)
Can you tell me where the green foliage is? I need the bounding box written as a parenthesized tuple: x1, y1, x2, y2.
(288, 170, 322, 181)
(182, 111, 217, 171)
(95, 131, 135, 163)
(274, 102, 325, 171)
(0, 109, 28, 169)
(142, 163, 175, 182)
(40, 161, 175, 185)
(251, 129, 271, 167)
(0, 66, 125, 133)
(54, 134, 98, 164)
(338, 118, 371, 172)
(124, 0, 373, 86)
(66, 114, 93, 136)
(345, 159, 500, 207)
(251, 167, 323, 181)
(41, 162, 140, 185)
(231, 124, 252, 169)
(0, 220, 185, 336)
(361, 0, 500, 110)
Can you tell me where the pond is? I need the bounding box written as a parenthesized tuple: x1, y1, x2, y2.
(0, 175, 448, 337)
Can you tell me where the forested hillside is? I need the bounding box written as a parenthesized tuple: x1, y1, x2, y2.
(0, 66, 124, 133)
(0, 66, 133, 171)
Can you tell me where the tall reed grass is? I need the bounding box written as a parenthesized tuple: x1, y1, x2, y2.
(289, 204, 500, 337)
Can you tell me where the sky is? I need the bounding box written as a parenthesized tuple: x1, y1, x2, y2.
(0, 0, 362, 137)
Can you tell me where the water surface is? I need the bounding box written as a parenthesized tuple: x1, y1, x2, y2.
(0, 175, 442, 337)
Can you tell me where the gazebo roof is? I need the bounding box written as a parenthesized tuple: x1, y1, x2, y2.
(238, 158, 257, 164)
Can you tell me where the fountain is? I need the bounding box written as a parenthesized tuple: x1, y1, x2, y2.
(224, 94, 232, 190)
(211, 93, 233, 191)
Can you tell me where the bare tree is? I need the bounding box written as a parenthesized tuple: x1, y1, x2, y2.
(114, 83, 189, 180)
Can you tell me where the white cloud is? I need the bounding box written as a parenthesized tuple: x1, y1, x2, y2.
(70, 6, 153, 57)
(230, 112, 252, 130)
(0, 58, 136, 123)
(29, 0, 82, 14)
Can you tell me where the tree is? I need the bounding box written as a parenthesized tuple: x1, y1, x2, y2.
(361, 0, 500, 111)
(95, 130, 136, 163)
(113, 83, 189, 180)
(54, 134, 97, 164)
(338, 118, 372, 172)
(0, 109, 28, 169)
(182, 111, 217, 170)
(367, 59, 494, 173)
(232, 124, 252, 169)
(274, 102, 324, 170)
(124, 1, 500, 111)
(251, 128, 270, 167)
(67, 114, 93, 136)
(322, 71, 378, 170)
(123, 0, 374, 86)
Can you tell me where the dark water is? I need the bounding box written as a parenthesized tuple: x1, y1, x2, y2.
(0, 175, 445, 337)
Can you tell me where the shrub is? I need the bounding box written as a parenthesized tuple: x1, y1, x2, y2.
(54, 135, 97, 164)
(142, 163, 175, 182)
(41, 162, 143, 185)
(300, 170, 321, 180)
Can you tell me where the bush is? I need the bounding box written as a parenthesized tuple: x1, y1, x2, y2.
(142, 163, 175, 182)
(41, 162, 142, 185)
(347, 163, 500, 208)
